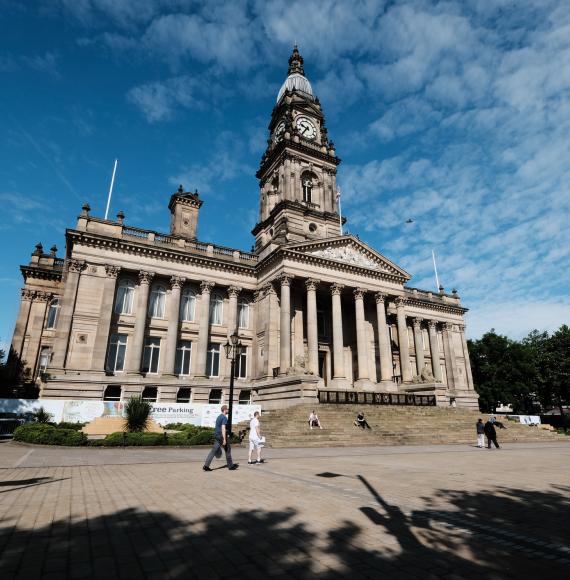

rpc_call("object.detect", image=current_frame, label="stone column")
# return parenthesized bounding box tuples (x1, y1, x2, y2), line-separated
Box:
(279, 274, 293, 374)
(127, 271, 154, 372)
(428, 320, 443, 382)
(331, 283, 345, 379)
(28, 292, 50, 376)
(442, 322, 457, 389)
(353, 288, 369, 381)
(164, 276, 185, 375)
(91, 265, 120, 371)
(413, 318, 425, 375)
(12, 289, 34, 357)
(305, 278, 320, 375)
(51, 259, 85, 368)
(395, 297, 412, 383)
(459, 324, 474, 389)
(196, 281, 215, 376)
(227, 286, 241, 337)
(375, 292, 393, 382)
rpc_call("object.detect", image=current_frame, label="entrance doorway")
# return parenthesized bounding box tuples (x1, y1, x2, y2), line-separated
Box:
(318, 352, 328, 386)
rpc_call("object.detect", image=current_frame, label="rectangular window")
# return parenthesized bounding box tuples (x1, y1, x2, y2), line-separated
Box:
(238, 301, 249, 329)
(175, 340, 192, 376)
(177, 387, 192, 403)
(206, 344, 220, 377)
(236, 348, 247, 379)
(38, 346, 51, 372)
(142, 337, 161, 374)
(106, 333, 127, 373)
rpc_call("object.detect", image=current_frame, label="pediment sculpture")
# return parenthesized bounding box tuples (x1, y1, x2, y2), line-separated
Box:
(309, 245, 382, 270)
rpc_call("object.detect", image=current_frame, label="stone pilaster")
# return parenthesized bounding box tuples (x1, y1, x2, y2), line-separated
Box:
(375, 292, 393, 382)
(278, 274, 293, 374)
(227, 286, 241, 338)
(353, 288, 369, 381)
(330, 283, 345, 379)
(442, 322, 457, 389)
(11, 288, 34, 358)
(28, 291, 51, 377)
(305, 278, 320, 376)
(395, 297, 412, 383)
(127, 271, 154, 373)
(195, 281, 215, 376)
(164, 276, 185, 375)
(51, 259, 85, 368)
(91, 265, 121, 371)
(413, 318, 425, 375)
(427, 320, 443, 382)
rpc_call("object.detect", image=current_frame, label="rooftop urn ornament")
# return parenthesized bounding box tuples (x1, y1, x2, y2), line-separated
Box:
(452, 288, 458, 296)
(439, 285, 445, 294)
(49, 245, 57, 256)
(81, 202, 91, 217)
(116, 210, 125, 224)
(33, 242, 43, 256)
(178, 184, 184, 193)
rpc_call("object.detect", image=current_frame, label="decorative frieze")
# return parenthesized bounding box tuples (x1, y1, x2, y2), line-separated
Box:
(310, 245, 381, 270)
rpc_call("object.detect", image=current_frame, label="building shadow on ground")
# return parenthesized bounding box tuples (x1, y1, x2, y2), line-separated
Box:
(0, 483, 568, 578)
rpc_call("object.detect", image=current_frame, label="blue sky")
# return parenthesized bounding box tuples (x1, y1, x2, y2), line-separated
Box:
(1, 0, 569, 351)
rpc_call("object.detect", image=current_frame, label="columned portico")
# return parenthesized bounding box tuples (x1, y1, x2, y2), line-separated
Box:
(428, 320, 443, 382)
(375, 292, 393, 383)
(413, 317, 425, 375)
(353, 288, 370, 383)
(164, 275, 184, 375)
(127, 270, 154, 373)
(396, 297, 412, 383)
(195, 281, 214, 377)
(279, 274, 293, 374)
(305, 278, 319, 376)
(330, 283, 345, 381)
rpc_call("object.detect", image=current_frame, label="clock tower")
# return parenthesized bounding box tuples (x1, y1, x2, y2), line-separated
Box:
(252, 46, 343, 258)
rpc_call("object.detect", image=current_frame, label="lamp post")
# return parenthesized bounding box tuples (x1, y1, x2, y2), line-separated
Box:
(224, 331, 243, 436)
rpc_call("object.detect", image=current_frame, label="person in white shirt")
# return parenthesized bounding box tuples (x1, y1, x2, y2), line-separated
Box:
(248, 411, 263, 465)
(309, 410, 323, 430)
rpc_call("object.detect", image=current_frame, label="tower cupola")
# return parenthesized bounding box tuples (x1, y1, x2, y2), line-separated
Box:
(168, 185, 203, 239)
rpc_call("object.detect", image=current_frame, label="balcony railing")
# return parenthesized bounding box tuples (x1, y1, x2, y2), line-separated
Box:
(318, 390, 436, 406)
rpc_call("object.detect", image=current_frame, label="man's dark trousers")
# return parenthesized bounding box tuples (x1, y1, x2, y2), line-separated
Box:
(487, 437, 500, 449)
(204, 438, 234, 467)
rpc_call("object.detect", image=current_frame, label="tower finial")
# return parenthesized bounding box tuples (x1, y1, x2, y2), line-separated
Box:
(288, 44, 304, 76)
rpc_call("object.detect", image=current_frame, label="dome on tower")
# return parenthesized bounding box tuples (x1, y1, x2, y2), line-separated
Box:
(276, 45, 314, 103)
(277, 73, 314, 103)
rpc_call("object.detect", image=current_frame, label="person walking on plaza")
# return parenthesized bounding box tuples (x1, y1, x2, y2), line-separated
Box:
(476, 418, 485, 448)
(248, 411, 264, 465)
(484, 417, 500, 449)
(203, 405, 239, 471)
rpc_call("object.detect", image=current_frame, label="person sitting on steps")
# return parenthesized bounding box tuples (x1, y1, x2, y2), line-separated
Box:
(308, 410, 323, 430)
(354, 411, 371, 429)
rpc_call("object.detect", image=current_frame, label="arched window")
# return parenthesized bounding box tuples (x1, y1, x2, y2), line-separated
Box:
(209, 293, 223, 325)
(180, 289, 196, 322)
(114, 280, 135, 315)
(237, 298, 249, 329)
(302, 176, 313, 203)
(148, 285, 166, 318)
(46, 299, 60, 329)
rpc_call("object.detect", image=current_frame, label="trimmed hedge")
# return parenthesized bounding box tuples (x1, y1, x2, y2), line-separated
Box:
(13, 423, 87, 446)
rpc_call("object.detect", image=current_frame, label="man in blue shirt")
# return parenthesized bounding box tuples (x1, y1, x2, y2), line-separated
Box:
(203, 405, 239, 471)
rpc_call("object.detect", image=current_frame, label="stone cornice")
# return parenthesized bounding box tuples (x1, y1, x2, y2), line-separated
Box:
(404, 297, 468, 316)
(20, 265, 63, 283)
(255, 246, 407, 285)
(66, 229, 257, 278)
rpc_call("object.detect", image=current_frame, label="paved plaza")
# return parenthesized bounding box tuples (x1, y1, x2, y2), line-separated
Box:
(0, 440, 569, 579)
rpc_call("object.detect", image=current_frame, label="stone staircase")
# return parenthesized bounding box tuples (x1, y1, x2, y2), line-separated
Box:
(247, 404, 568, 448)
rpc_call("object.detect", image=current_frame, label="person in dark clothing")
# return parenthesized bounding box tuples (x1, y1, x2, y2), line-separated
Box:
(484, 417, 500, 449)
(203, 405, 239, 471)
(476, 418, 485, 448)
(354, 411, 371, 429)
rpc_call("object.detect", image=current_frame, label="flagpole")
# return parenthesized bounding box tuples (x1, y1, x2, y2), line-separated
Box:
(432, 249, 440, 291)
(104, 159, 118, 220)
(337, 189, 343, 235)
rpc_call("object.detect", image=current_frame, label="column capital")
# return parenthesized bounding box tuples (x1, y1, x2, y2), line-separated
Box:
(21, 288, 35, 301)
(277, 273, 294, 287)
(104, 265, 121, 278)
(263, 283, 277, 297)
(413, 317, 423, 329)
(200, 281, 215, 294)
(427, 319, 439, 330)
(330, 283, 344, 296)
(458, 323, 466, 332)
(374, 292, 388, 304)
(34, 291, 52, 302)
(395, 296, 407, 308)
(353, 288, 367, 300)
(170, 275, 185, 290)
(227, 285, 242, 298)
(305, 278, 320, 291)
(68, 259, 86, 273)
(138, 271, 155, 285)
(442, 322, 454, 331)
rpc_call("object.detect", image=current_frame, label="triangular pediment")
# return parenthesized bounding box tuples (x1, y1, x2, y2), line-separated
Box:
(284, 236, 410, 280)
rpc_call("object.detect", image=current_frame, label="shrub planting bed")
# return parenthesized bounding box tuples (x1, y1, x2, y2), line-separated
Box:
(13, 423, 87, 446)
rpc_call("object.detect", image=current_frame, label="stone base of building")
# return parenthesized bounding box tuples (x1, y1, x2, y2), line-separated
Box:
(401, 383, 480, 409)
(252, 374, 321, 409)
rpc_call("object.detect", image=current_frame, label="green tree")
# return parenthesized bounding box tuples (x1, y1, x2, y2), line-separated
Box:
(0, 347, 34, 398)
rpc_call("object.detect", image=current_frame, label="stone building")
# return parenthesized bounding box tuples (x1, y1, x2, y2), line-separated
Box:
(10, 47, 477, 409)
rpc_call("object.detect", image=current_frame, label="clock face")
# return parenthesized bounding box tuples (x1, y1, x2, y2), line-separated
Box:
(273, 121, 286, 142)
(295, 116, 317, 140)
